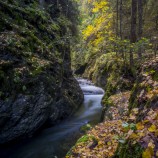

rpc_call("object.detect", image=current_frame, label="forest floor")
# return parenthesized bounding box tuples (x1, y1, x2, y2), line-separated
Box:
(67, 57, 158, 158)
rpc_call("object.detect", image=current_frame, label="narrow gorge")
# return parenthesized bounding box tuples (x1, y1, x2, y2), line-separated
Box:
(1, 0, 158, 158)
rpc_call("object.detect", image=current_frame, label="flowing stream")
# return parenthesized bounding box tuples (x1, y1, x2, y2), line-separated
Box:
(0, 79, 104, 158)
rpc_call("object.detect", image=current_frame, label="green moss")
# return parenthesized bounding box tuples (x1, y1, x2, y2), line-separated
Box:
(0, 0, 73, 100)
(129, 82, 140, 110)
(152, 72, 158, 81)
(0, 70, 5, 80)
(146, 85, 152, 92)
(144, 68, 158, 81)
(66, 134, 97, 156)
(80, 124, 92, 133)
(30, 67, 43, 77)
(76, 135, 96, 144)
(115, 141, 143, 158)
(66, 149, 74, 157)
(76, 135, 90, 144)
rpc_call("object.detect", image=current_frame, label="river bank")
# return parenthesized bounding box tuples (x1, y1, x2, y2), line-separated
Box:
(0, 79, 104, 158)
(67, 57, 158, 158)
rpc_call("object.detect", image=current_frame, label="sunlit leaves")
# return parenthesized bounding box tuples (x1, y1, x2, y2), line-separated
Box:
(136, 122, 144, 130)
(92, 1, 108, 13)
(82, 25, 94, 39)
(142, 148, 152, 158)
(67, 120, 123, 158)
(148, 125, 156, 132)
(81, 0, 113, 50)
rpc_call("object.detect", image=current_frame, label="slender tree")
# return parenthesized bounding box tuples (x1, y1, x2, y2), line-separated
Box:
(138, 0, 143, 59)
(130, 0, 137, 66)
(116, 0, 119, 37)
(119, 0, 123, 39)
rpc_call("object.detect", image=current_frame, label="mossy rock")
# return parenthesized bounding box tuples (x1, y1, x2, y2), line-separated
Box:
(80, 123, 92, 133)
(77, 135, 91, 144)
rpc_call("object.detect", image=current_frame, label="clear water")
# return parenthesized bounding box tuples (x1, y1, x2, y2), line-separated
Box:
(0, 79, 104, 158)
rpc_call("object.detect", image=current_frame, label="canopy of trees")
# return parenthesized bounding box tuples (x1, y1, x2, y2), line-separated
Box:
(72, 0, 158, 68)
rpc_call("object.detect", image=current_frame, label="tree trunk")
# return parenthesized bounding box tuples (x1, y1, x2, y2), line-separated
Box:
(116, 0, 119, 37)
(138, 0, 143, 59)
(120, 0, 125, 59)
(120, 0, 123, 39)
(115, 0, 119, 56)
(130, 0, 137, 66)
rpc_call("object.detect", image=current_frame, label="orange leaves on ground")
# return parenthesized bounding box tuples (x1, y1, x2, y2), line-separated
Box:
(128, 108, 158, 158)
(68, 120, 123, 158)
(136, 122, 145, 130)
(148, 124, 157, 132)
(142, 147, 153, 158)
(67, 91, 158, 158)
(142, 141, 155, 158)
(67, 92, 131, 158)
(129, 133, 138, 139)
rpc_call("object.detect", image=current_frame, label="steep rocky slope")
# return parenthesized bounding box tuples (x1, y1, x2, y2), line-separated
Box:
(129, 58, 158, 111)
(0, 0, 83, 144)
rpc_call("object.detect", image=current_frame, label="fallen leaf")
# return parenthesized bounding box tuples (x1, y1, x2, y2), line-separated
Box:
(142, 148, 152, 158)
(129, 133, 138, 139)
(136, 122, 144, 130)
(148, 125, 156, 132)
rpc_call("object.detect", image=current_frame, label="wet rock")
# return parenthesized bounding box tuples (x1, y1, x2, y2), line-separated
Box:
(74, 63, 87, 75)
(0, 0, 84, 144)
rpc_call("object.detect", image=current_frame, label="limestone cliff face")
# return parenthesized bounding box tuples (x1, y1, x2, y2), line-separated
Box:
(0, 0, 83, 144)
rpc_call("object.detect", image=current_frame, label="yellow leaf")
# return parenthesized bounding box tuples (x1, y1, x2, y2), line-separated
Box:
(107, 141, 111, 146)
(136, 122, 144, 130)
(142, 148, 152, 158)
(143, 120, 149, 124)
(148, 125, 157, 132)
(129, 133, 138, 139)
(156, 151, 158, 157)
(98, 141, 103, 145)
(137, 132, 145, 138)
(108, 151, 114, 156)
(101, 133, 106, 137)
